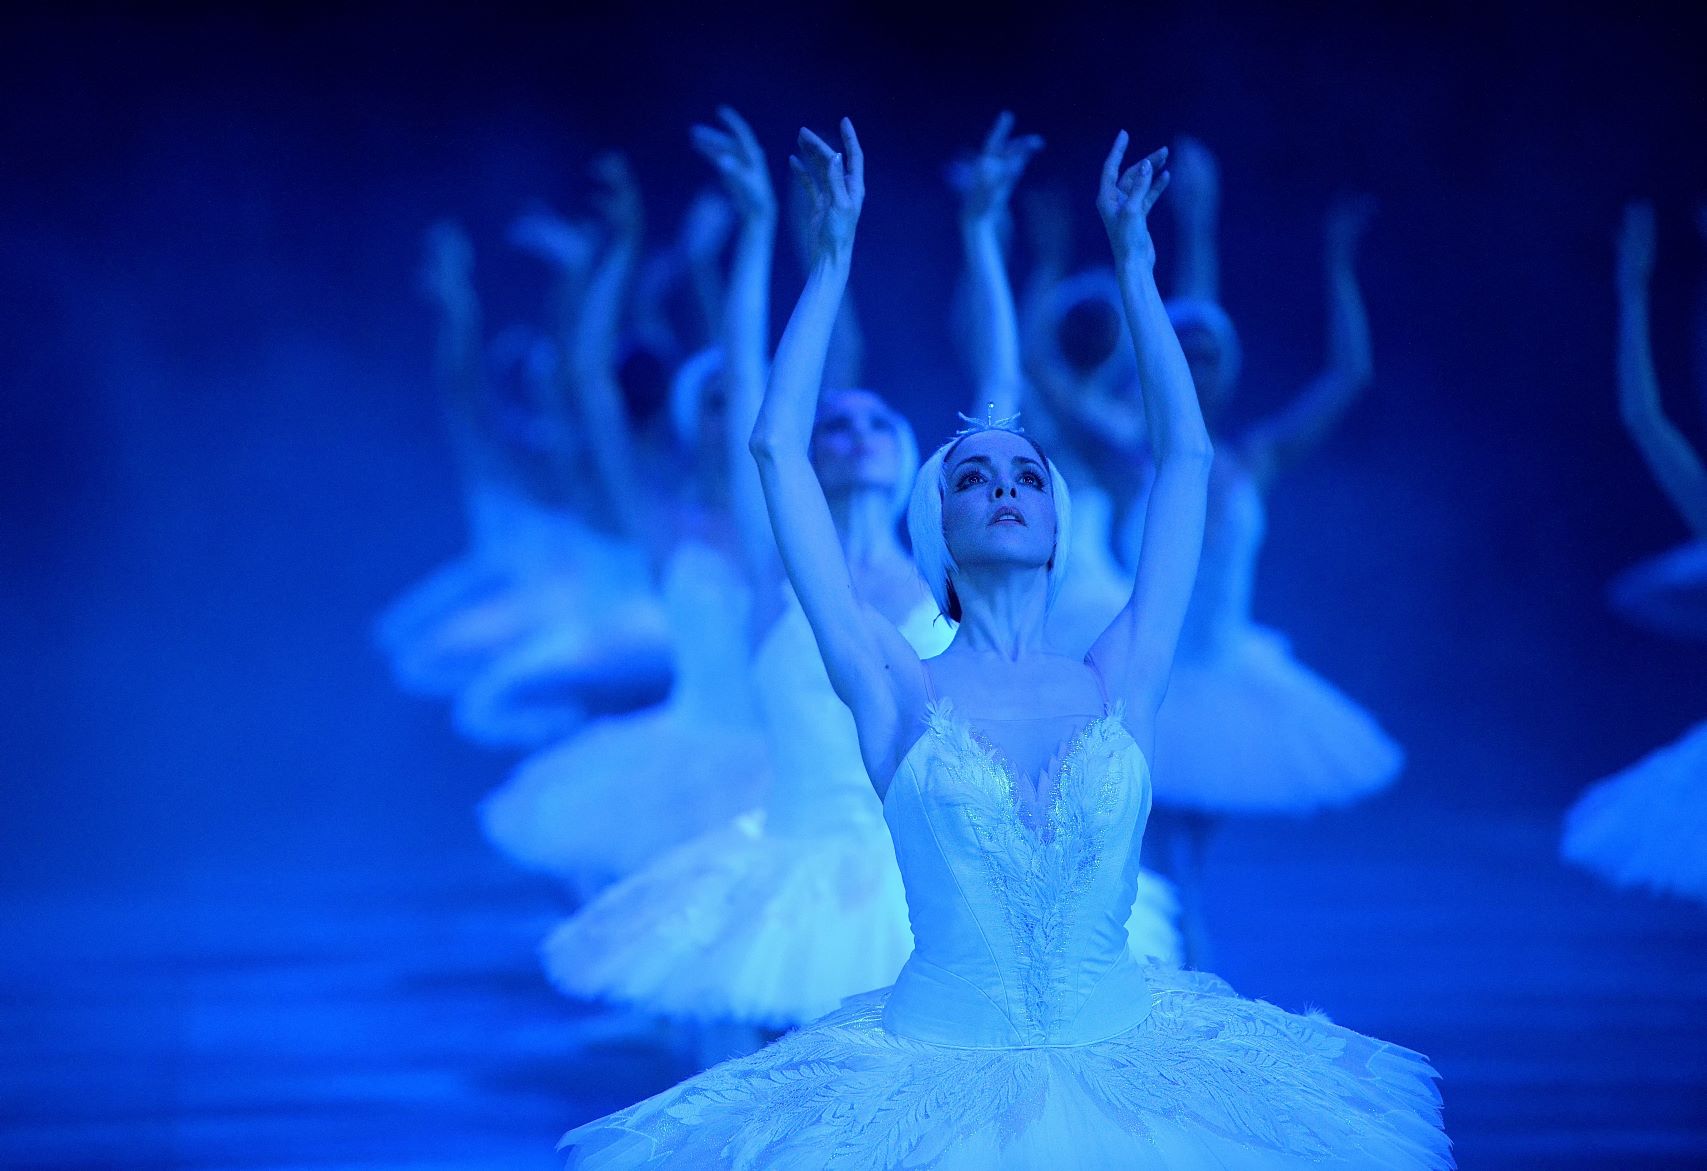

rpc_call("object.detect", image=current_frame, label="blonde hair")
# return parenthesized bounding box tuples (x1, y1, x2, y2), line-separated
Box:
(907, 430, 1073, 622)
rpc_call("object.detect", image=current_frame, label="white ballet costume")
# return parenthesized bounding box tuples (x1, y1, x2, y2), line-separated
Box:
(559, 683, 1451, 1169)
(1563, 543, 1706, 904)
(376, 479, 587, 698)
(543, 588, 1184, 1027)
(449, 511, 671, 750)
(540, 598, 951, 1028)
(1562, 719, 1707, 904)
(479, 542, 771, 894)
(1150, 458, 1404, 814)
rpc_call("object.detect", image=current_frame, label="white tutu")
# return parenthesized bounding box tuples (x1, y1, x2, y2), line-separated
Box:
(543, 809, 911, 1028)
(1562, 718, 1707, 904)
(450, 519, 671, 749)
(1153, 624, 1403, 814)
(1607, 539, 1707, 643)
(561, 966, 1449, 1171)
(481, 544, 769, 891)
(375, 483, 584, 698)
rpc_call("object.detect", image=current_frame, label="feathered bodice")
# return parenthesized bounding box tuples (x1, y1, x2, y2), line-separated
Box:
(882, 701, 1155, 1048)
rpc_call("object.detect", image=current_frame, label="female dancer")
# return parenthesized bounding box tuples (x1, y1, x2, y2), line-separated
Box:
(1562, 201, 1707, 904)
(559, 119, 1449, 1171)
(479, 123, 778, 894)
(539, 111, 952, 1036)
(376, 219, 668, 720)
(1042, 136, 1402, 964)
(542, 114, 1180, 1044)
(453, 156, 725, 749)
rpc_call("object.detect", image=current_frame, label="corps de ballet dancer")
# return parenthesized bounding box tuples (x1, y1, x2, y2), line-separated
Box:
(1562, 200, 1707, 905)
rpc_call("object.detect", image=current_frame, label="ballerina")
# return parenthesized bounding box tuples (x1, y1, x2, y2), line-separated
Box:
(950, 111, 1182, 958)
(453, 156, 727, 750)
(1562, 200, 1707, 905)
(479, 121, 780, 896)
(559, 118, 1449, 1171)
(539, 110, 951, 1039)
(376, 220, 667, 719)
(1116, 138, 1400, 964)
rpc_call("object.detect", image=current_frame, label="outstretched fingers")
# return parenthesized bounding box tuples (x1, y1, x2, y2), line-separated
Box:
(1099, 130, 1130, 203)
(840, 118, 864, 201)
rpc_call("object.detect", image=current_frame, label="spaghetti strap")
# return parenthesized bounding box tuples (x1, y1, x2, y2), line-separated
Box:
(1083, 652, 1112, 716)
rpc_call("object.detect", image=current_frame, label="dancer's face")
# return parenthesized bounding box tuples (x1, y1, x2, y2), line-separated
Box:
(811, 390, 904, 499)
(940, 430, 1057, 578)
(1178, 324, 1232, 416)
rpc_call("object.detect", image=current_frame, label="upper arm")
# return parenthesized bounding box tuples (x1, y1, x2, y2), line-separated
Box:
(1089, 448, 1212, 719)
(751, 439, 922, 778)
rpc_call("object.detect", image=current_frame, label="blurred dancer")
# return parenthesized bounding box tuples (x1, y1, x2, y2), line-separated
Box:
(375, 220, 668, 728)
(479, 128, 777, 896)
(560, 119, 1449, 1171)
(1563, 201, 1707, 905)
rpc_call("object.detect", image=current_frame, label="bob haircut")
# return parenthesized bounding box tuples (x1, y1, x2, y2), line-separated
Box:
(907, 428, 1073, 623)
(812, 389, 920, 524)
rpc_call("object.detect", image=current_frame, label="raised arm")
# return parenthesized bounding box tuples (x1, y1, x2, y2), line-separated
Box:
(952, 112, 1043, 420)
(1616, 201, 1707, 537)
(1167, 135, 1220, 303)
(570, 154, 655, 548)
(1242, 194, 1376, 487)
(750, 119, 921, 790)
(419, 221, 496, 477)
(788, 172, 866, 388)
(692, 106, 782, 595)
(1088, 135, 1215, 723)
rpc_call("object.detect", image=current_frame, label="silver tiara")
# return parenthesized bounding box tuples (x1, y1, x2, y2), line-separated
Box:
(955, 403, 1025, 436)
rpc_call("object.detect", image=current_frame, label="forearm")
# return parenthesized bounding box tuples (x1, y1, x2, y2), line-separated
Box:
(1618, 299, 1707, 535)
(960, 216, 1024, 417)
(725, 213, 781, 575)
(1171, 204, 1218, 303)
(1323, 246, 1373, 388)
(573, 236, 650, 539)
(752, 250, 852, 457)
(1117, 257, 1212, 463)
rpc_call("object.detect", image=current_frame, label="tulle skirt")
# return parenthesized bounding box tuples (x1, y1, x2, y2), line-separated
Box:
(1607, 540, 1707, 642)
(480, 706, 771, 894)
(1562, 718, 1707, 904)
(560, 965, 1451, 1170)
(541, 811, 912, 1029)
(1153, 625, 1404, 814)
(374, 555, 540, 698)
(453, 602, 673, 749)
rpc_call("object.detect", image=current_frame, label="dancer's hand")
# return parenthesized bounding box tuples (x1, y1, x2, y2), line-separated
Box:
(591, 152, 644, 240)
(680, 189, 736, 263)
(950, 111, 1043, 225)
(692, 106, 776, 224)
(789, 118, 864, 264)
(508, 208, 599, 272)
(1096, 133, 1170, 269)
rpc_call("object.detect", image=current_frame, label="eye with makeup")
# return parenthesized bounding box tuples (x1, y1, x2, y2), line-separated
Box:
(1018, 468, 1046, 490)
(953, 468, 987, 491)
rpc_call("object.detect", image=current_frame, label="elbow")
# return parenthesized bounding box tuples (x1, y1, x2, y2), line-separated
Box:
(748, 425, 785, 468)
(1159, 426, 1215, 469)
